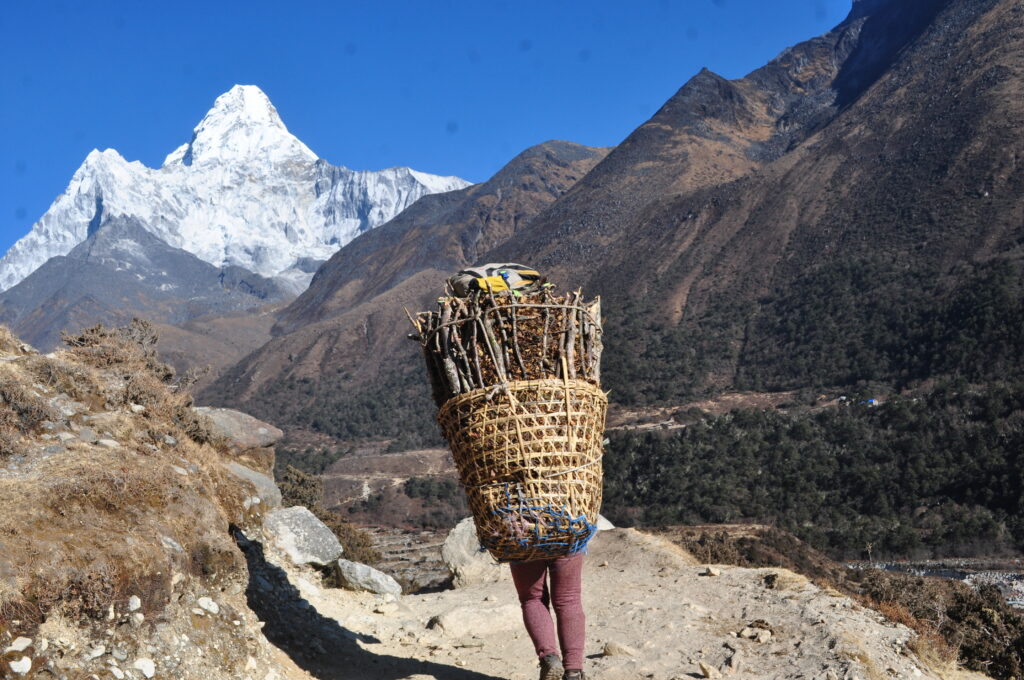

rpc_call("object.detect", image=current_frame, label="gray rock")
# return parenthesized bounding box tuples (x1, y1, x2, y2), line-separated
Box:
(97, 439, 121, 449)
(597, 514, 615, 531)
(197, 596, 219, 614)
(78, 427, 98, 444)
(263, 506, 343, 566)
(5, 637, 32, 653)
(441, 517, 503, 588)
(163, 434, 178, 446)
(699, 660, 722, 679)
(193, 407, 283, 451)
(133, 658, 156, 678)
(48, 394, 82, 418)
(335, 559, 402, 596)
(9, 656, 31, 674)
(224, 462, 282, 508)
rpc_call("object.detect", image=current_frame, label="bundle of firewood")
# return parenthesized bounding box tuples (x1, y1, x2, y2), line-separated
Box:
(410, 286, 603, 406)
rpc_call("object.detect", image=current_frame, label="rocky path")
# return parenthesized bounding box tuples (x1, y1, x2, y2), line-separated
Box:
(254, 529, 988, 680)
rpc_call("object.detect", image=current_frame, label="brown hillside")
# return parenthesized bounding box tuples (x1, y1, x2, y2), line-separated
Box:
(202, 142, 607, 434)
(206, 0, 1024, 442)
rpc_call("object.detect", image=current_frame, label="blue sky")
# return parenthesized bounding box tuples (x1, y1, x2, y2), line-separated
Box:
(0, 0, 851, 257)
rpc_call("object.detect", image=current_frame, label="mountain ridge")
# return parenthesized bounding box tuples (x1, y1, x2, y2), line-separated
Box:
(203, 0, 1024, 447)
(0, 84, 470, 293)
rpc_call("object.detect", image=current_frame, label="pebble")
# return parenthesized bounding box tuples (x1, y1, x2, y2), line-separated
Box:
(56, 432, 76, 442)
(110, 667, 126, 679)
(129, 595, 142, 611)
(133, 657, 156, 678)
(198, 597, 220, 614)
(129, 403, 146, 414)
(84, 644, 106, 660)
(703, 566, 721, 577)
(132, 612, 145, 627)
(163, 435, 178, 446)
(171, 465, 188, 475)
(5, 637, 32, 653)
(97, 439, 121, 449)
(9, 656, 32, 674)
(603, 641, 637, 657)
(699, 660, 721, 678)
(112, 646, 128, 661)
(79, 427, 99, 443)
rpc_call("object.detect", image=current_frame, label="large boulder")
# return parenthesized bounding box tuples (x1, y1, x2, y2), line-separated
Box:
(441, 517, 503, 587)
(194, 407, 282, 448)
(224, 462, 282, 509)
(334, 559, 402, 596)
(263, 506, 343, 566)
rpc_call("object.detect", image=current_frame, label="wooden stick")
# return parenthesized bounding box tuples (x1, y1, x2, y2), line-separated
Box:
(508, 299, 528, 379)
(564, 297, 577, 380)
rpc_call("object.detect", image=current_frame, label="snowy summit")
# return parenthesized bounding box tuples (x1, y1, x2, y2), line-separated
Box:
(0, 85, 471, 293)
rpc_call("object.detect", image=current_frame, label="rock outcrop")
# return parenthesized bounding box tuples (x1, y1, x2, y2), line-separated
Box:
(263, 506, 344, 567)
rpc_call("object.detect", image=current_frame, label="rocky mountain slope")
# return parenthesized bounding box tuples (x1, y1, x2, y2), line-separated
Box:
(495, 0, 1023, 403)
(204, 0, 1024, 448)
(0, 216, 293, 349)
(0, 85, 469, 294)
(0, 323, 311, 680)
(202, 141, 607, 444)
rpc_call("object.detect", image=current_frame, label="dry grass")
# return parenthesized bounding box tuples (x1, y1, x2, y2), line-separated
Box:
(0, 321, 253, 633)
(0, 326, 23, 355)
(23, 354, 103, 405)
(0, 365, 57, 432)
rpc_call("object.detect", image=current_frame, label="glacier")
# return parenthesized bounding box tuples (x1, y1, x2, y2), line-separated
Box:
(0, 85, 471, 293)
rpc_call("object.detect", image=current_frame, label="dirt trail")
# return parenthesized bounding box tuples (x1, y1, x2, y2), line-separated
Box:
(259, 529, 989, 680)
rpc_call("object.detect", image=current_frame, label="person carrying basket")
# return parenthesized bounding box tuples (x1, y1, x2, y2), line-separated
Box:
(412, 264, 606, 680)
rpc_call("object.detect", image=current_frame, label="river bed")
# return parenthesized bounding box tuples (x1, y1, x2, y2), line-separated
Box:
(847, 558, 1024, 608)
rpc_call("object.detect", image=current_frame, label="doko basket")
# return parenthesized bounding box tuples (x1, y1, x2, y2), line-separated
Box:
(437, 377, 608, 562)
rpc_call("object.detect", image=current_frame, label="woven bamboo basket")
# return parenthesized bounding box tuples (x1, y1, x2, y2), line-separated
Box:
(437, 377, 608, 562)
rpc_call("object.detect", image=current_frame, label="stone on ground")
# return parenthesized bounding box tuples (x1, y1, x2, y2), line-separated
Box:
(263, 506, 343, 566)
(335, 559, 402, 596)
(441, 517, 503, 587)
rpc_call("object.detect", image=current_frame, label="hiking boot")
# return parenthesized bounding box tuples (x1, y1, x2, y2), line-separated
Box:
(563, 670, 586, 680)
(539, 654, 563, 680)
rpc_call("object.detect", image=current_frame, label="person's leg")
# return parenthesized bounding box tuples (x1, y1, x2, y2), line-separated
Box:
(548, 552, 586, 671)
(510, 560, 559, 661)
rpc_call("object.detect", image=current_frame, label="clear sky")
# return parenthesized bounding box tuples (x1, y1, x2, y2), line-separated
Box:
(0, 0, 851, 257)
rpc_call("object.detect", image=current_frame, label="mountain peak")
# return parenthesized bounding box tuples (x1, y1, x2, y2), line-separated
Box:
(207, 85, 284, 129)
(162, 84, 316, 168)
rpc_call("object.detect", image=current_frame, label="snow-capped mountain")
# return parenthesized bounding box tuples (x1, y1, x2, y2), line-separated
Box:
(0, 85, 470, 293)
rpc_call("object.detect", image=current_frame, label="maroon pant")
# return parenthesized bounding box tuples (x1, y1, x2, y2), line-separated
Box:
(509, 552, 586, 670)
